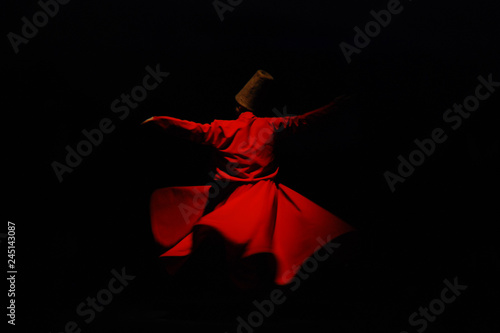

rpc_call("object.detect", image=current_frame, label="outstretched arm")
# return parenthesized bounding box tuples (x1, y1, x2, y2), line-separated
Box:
(270, 94, 352, 133)
(141, 116, 211, 144)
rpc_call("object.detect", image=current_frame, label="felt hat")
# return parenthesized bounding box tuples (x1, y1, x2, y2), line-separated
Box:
(235, 70, 274, 111)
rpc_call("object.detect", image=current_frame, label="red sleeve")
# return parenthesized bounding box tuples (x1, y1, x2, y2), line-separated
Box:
(269, 100, 338, 134)
(151, 116, 212, 144)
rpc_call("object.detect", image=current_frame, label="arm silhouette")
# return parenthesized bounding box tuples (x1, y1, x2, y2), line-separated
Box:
(142, 116, 211, 144)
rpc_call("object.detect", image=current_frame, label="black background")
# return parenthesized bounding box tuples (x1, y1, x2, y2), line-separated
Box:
(3, 0, 499, 332)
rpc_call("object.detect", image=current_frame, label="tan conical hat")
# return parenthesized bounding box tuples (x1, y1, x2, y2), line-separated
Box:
(235, 70, 274, 111)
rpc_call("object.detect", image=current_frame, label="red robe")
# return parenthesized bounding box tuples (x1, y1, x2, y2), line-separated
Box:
(149, 103, 354, 285)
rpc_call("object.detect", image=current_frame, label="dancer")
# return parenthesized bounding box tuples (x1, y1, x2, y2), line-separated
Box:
(142, 70, 354, 288)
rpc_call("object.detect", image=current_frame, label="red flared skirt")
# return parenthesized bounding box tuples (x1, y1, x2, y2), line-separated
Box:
(150, 179, 353, 285)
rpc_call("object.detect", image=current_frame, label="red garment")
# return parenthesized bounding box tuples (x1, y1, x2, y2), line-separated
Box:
(149, 103, 354, 285)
